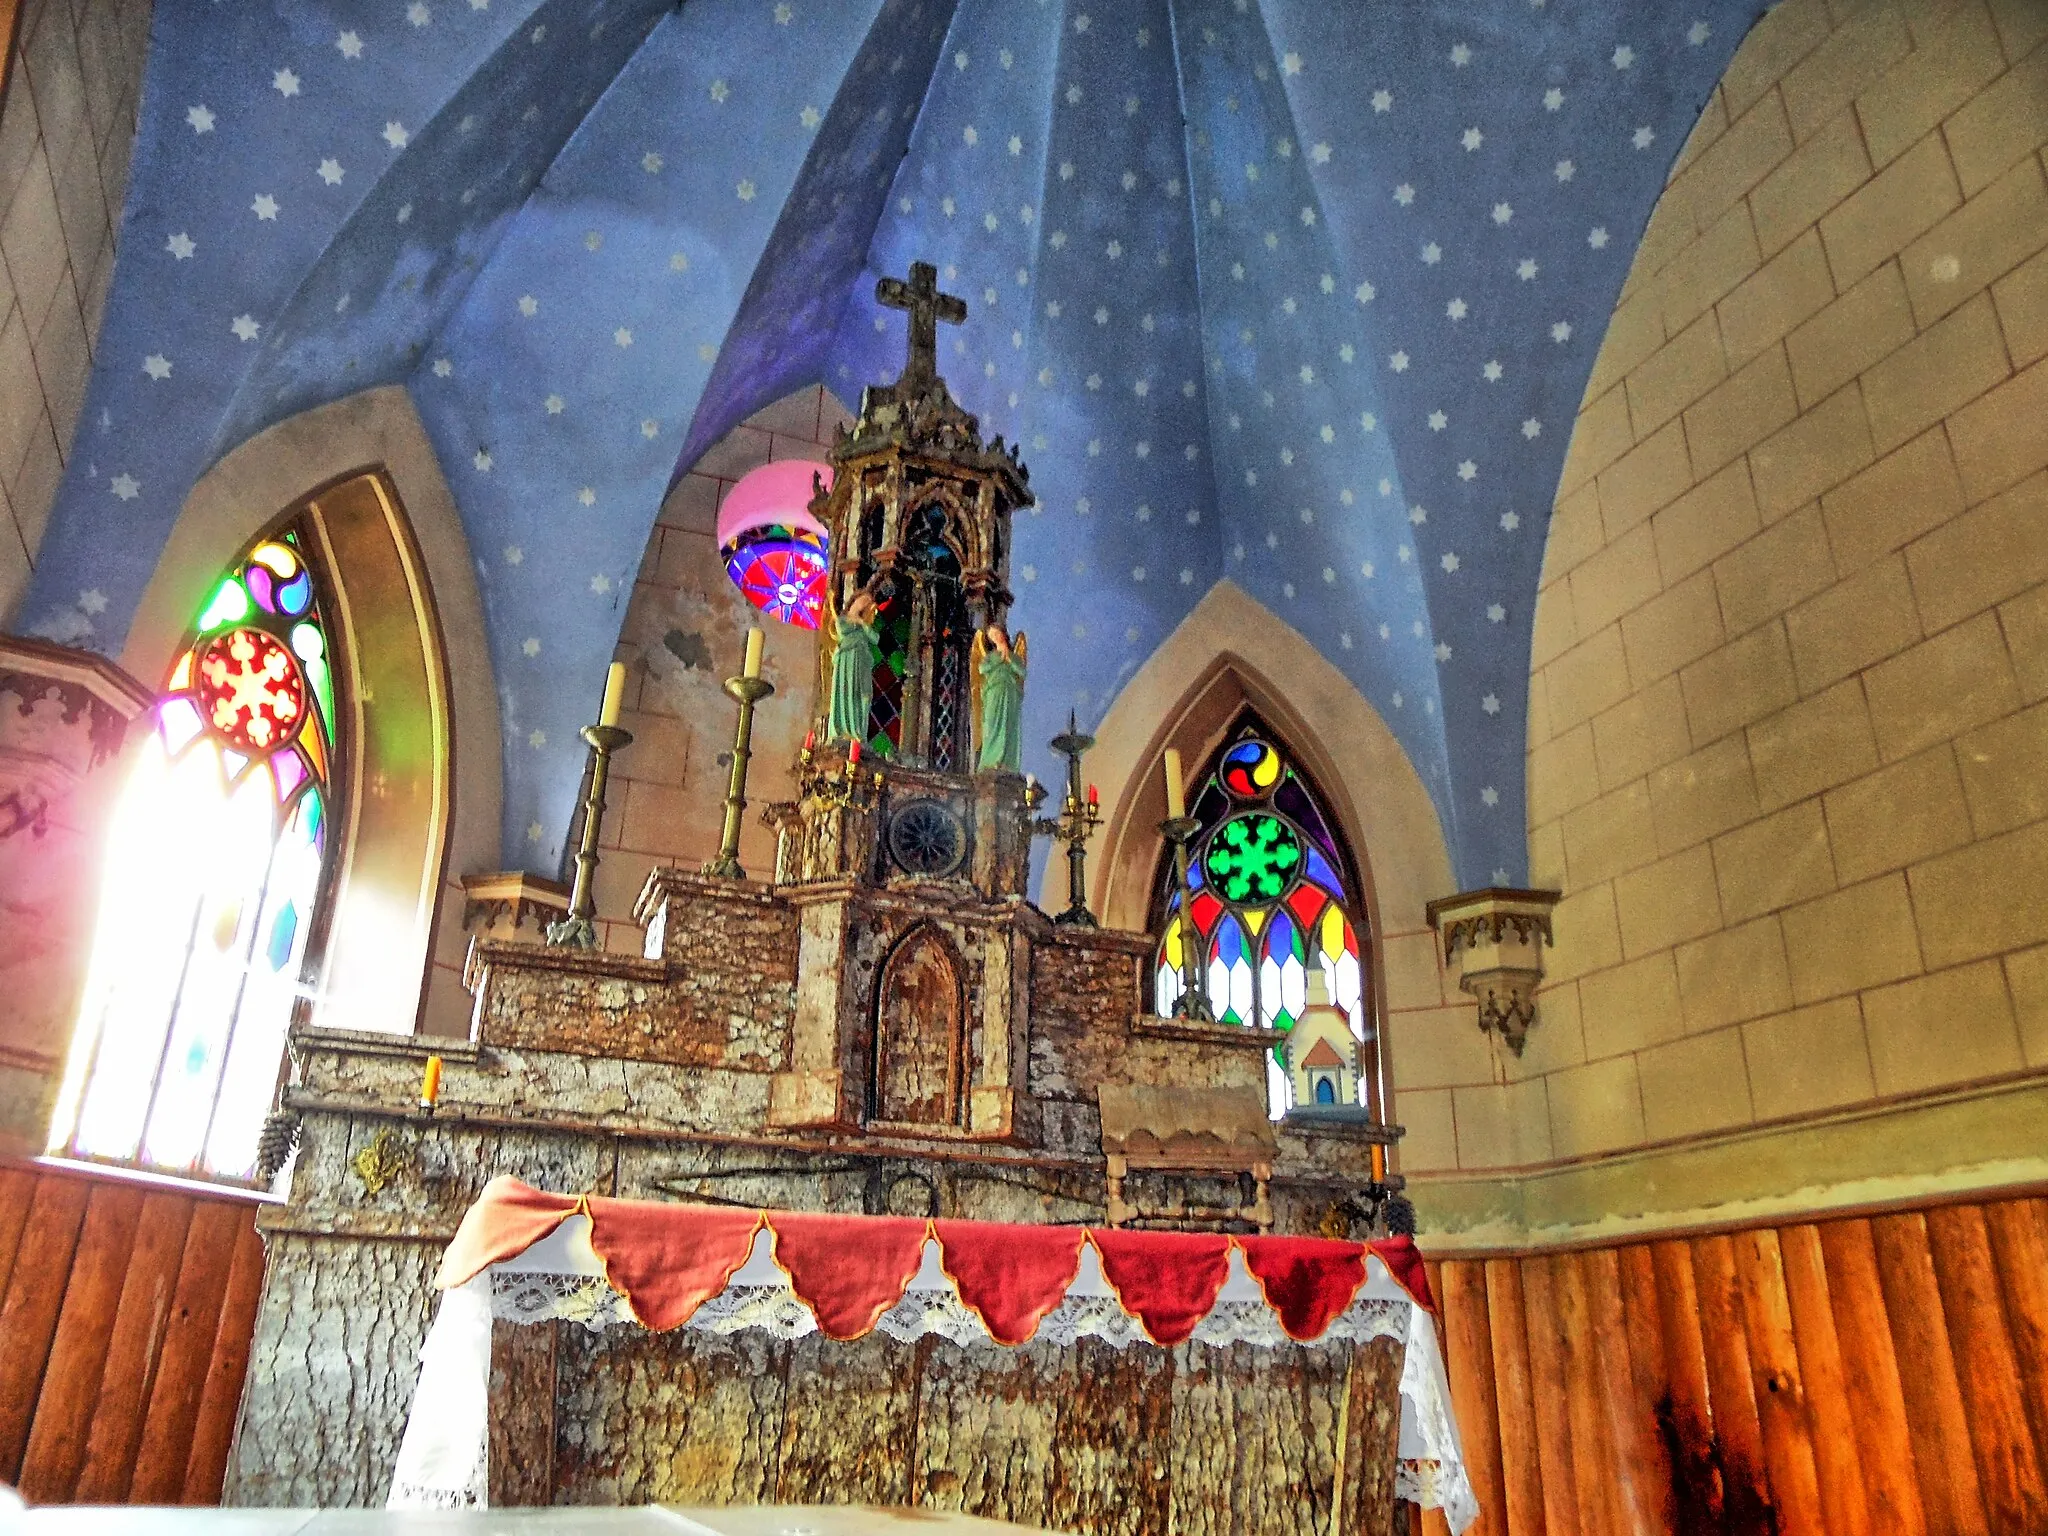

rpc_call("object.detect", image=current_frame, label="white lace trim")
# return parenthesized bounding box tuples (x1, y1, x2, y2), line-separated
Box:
(392, 1230, 1479, 1532)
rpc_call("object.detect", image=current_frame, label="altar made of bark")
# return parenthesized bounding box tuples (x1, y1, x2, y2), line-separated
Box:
(223, 265, 1405, 1525)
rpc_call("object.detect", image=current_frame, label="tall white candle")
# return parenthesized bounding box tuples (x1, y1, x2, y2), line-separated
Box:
(598, 662, 626, 727)
(742, 627, 765, 680)
(1164, 748, 1185, 819)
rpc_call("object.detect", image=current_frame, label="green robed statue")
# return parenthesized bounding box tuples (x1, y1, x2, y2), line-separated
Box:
(827, 590, 881, 745)
(971, 623, 1028, 773)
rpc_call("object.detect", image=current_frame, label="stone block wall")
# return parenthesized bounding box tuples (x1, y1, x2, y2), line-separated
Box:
(1510, 0, 2048, 1178)
(588, 385, 851, 954)
(0, 0, 152, 621)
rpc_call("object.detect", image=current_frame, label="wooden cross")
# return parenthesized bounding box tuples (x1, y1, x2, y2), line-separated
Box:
(876, 261, 966, 387)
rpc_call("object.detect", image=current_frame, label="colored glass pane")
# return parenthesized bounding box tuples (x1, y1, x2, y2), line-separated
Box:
(1188, 889, 1223, 937)
(51, 521, 339, 1186)
(1286, 881, 1325, 934)
(1304, 843, 1342, 894)
(724, 526, 828, 629)
(1203, 813, 1302, 901)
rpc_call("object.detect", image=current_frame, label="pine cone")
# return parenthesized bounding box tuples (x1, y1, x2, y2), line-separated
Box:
(254, 1110, 301, 1182)
(1382, 1193, 1417, 1237)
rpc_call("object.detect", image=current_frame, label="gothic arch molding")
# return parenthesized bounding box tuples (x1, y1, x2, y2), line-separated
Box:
(869, 922, 965, 1129)
(124, 386, 499, 1037)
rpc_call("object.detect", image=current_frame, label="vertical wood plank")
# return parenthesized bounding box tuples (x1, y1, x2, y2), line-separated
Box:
(127, 1200, 245, 1502)
(1652, 1239, 1726, 1534)
(179, 1213, 266, 1504)
(1484, 1259, 1545, 1536)
(1519, 1256, 1580, 1536)
(1925, 1205, 2048, 1535)
(0, 1167, 38, 1299)
(1817, 1218, 1929, 1536)
(74, 1193, 196, 1502)
(1732, 1228, 1826, 1534)
(1617, 1244, 1684, 1536)
(1870, 1212, 1990, 1536)
(1589, 1245, 1675, 1536)
(1553, 1255, 1618, 1536)
(1779, 1223, 1873, 1536)
(1983, 1198, 2048, 1478)
(1692, 1234, 1775, 1532)
(15, 1181, 145, 1502)
(0, 1172, 90, 1482)
(1438, 1261, 1506, 1536)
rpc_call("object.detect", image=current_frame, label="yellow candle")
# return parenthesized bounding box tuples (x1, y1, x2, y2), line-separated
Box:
(598, 661, 626, 727)
(420, 1054, 443, 1107)
(1370, 1141, 1387, 1184)
(1163, 748, 1186, 819)
(743, 627, 765, 679)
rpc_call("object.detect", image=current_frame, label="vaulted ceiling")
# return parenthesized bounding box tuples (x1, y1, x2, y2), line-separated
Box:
(16, 0, 1760, 883)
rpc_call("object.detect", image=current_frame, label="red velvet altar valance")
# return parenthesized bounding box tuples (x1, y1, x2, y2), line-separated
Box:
(438, 1177, 1433, 1346)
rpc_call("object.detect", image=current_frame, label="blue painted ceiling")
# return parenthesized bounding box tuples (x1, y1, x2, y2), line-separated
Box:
(16, 0, 1761, 887)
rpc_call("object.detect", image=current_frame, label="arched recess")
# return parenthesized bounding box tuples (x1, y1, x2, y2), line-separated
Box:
(1071, 581, 1458, 1124)
(870, 923, 964, 1129)
(124, 386, 499, 1037)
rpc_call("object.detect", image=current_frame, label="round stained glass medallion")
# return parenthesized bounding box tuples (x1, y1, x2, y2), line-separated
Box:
(1220, 738, 1282, 798)
(887, 798, 967, 879)
(1202, 812, 1302, 902)
(195, 626, 306, 755)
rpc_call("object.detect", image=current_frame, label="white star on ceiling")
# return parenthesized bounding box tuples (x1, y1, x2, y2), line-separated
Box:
(1689, 20, 1712, 44)
(251, 194, 279, 220)
(800, 106, 821, 129)
(1613, 45, 1636, 68)
(545, 394, 564, 414)
(317, 158, 344, 185)
(110, 473, 140, 500)
(614, 327, 633, 346)
(1544, 87, 1564, 110)
(230, 314, 260, 341)
(1500, 511, 1522, 531)
(1517, 259, 1538, 280)
(273, 68, 300, 97)
(142, 354, 171, 380)
(336, 30, 363, 58)
(590, 574, 612, 593)
(186, 105, 214, 132)
(432, 357, 453, 376)
(1461, 127, 1483, 151)
(1371, 89, 1391, 112)
(1589, 227, 1611, 248)
(577, 488, 596, 506)
(642, 151, 664, 173)
(383, 121, 410, 149)
(407, 2, 430, 26)
(1488, 604, 1507, 622)
(1449, 43, 1470, 65)
(165, 232, 195, 259)
(518, 295, 538, 316)
(1632, 125, 1656, 148)
(1521, 418, 1542, 438)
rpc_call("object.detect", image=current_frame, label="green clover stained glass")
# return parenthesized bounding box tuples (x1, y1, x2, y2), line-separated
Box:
(1203, 813, 1302, 902)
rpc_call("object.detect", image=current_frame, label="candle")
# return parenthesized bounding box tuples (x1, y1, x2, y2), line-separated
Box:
(848, 739, 862, 765)
(598, 661, 626, 727)
(742, 627, 765, 679)
(803, 728, 816, 753)
(420, 1054, 443, 1108)
(1163, 748, 1185, 819)
(1087, 783, 1099, 807)
(1370, 1140, 1387, 1184)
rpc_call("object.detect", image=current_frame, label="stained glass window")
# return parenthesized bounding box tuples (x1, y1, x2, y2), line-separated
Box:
(1151, 725, 1373, 1116)
(723, 524, 828, 629)
(48, 529, 339, 1185)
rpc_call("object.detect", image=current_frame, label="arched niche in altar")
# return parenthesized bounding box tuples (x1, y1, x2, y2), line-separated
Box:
(869, 922, 965, 1129)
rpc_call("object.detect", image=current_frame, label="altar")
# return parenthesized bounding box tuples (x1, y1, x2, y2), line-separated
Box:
(387, 1180, 1475, 1533)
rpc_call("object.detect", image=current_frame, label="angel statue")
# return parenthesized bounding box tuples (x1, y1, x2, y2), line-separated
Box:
(971, 623, 1028, 773)
(826, 589, 881, 745)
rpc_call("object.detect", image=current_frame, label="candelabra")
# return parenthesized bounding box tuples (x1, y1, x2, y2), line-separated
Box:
(797, 736, 884, 810)
(1032, 712, 1101, 927)
(1158, 812, 1215, 1020)
(702, 672, 775, 881)
(546, 721, 634, 948)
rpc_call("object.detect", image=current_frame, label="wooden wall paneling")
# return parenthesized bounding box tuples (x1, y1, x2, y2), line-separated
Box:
(1518, 1256, 1581, 1536)
(126, 1200, 246, 1501)
(1615, 1244, 1683, 1536)
(1483, 1259, 1546, 1536)
(15, 1181, 145, 1501)
(0, 1167, 37, 1298)
(1777, 1224, 1873, 1536)
(179, 1213, 267, 1503)
(1690, 1234, 1775, 1532)
(1551, 1255, 1619, 1536)
(1869, 1213, 1990, 1536)
(1816, 1218, 1929, 1536)
(1923, 1206, 2048, 1535)
(1437, 1260, 1507, 1536)
(1732, 1229, 1826, 1533)
(1650, 1239, 1725, 1533)
(0, 1172, 90, 1481)
(1585, 1247, 1672, 1536)
(1982, 1200, 2048, 1478)
(74, 1192, 196, 1501)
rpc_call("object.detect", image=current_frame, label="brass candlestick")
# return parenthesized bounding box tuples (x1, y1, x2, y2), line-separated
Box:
(1033, 712, 1101, 928)
(1159, 813, 1215, 1021)
(702, 674, 775, 880)
(546, 722, 634, 948)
